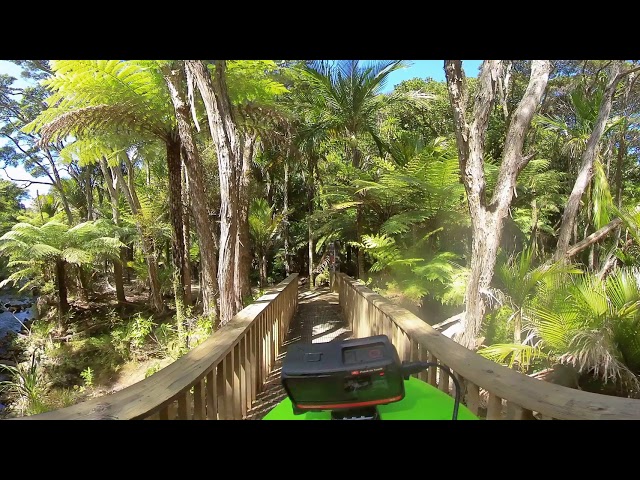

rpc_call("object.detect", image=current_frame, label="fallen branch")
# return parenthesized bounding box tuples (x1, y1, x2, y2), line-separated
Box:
(565, 218, 623, 258)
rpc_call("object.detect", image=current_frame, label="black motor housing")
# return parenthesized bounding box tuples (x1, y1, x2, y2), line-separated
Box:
(281, 335, 405, 414)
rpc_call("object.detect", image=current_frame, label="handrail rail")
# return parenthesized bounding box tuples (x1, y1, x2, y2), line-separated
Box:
(17, 274, 299, 420)
(336, 272, 640, 420)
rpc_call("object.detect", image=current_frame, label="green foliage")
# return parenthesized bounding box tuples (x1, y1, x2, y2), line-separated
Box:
(483, 267, 640, 395)
(0, 218, 125, 292)
(249, 198, 283, 248)
(111, 313, 156, 362)
(0, 352, 49, 416)
(80, 367, 94, 388)
(0, 179, 27, 234)
(25, 60, 172, 142)
(478, 343, 548, 373)
(226, 60, 289, 105)
(45, 334, 122, 386)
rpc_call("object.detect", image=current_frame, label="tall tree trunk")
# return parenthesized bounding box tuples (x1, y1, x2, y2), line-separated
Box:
(162, 62, 220, 321)
(356, 208, 365, 279)
(445, 59, 551, 349)
(166, 131, 187, 318)
(55, 258, 69, 326)
(307, 155, 315, 288)
(77, 265, 91, 302)
(554, 61, 623, 261)
(182, 163, 192, 306)
(111, 159, 164, 313)
(235, 132, 254, 310)
(44, 148, 74, 225)
(98, 157, 126, 304)
(184, 60, 241, 326)
(84, 167, 94, 221)
(615, 121, 626, 208)
(352, 146, 365, 279)
(283, 150, 291, 277)
(260, 251, 267, 288)
(514, 310, 522, 344)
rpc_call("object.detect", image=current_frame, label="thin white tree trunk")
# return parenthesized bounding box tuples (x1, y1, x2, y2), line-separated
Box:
(185, 60, 241, 326)
(445, 60, 551, 349)
(554, 61, 624, 261)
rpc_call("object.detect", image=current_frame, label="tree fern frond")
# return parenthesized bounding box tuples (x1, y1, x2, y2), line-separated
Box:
(33, 104, 161, 145)
(62, 247, 93, 265)
(380, 210, 432, 235)
(30, 243, 62, 259)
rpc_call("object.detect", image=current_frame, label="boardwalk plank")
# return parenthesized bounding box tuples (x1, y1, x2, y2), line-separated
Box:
(245, 286, 352, 420)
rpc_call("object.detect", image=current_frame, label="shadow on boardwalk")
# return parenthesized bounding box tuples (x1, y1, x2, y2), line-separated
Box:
(244, 285, 352, 420)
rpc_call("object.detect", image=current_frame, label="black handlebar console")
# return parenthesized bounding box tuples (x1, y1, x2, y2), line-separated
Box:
(281, 335, 405, 416)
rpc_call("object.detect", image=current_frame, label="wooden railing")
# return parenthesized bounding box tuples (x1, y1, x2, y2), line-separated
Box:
(336, 273, 640, 420)
(20, 274, 299, 420)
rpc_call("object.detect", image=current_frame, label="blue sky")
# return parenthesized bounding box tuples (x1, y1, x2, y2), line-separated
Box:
(383, 60, 483, 92)
(0, 59, 483, 205)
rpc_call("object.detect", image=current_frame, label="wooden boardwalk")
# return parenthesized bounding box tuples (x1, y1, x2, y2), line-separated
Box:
(244, 286, 352, 420)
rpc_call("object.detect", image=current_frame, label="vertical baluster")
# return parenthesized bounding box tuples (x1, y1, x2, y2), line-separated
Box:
(401, 332, 411, 363)
(273, 296, 279, 360)
(194, 378, 205, 420)
(438, 365, 450, 395)
(242, 335, 251, 414)
(226, 352, 235, 419)
(177, 390, 189, 420)
(167, 401, 178, 420)
(257, 314, 264, 392)
(233, 343, 242, 419)
(417, 344, 429, 382)
(159, 405, 170, 420)
(270, 307, 276, 368)
(393, 324, 401, 358)
(487, 393, 503, 420)
(249, 327, 257, 403)
(427, 352, 438, 386)
(465, 381, 480, 417)
(206, 368, 217, 420)
(410, 340, 419, 362)
(217, 359, 227, 420)
(506, 401, 534, 420)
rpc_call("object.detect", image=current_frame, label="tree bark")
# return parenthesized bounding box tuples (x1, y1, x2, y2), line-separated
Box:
(283, 149, 291, 277)
(166, 131, 187, 316)
(307, 155, 315, 288)
(111, 157, 164, 313)
(98, 157, 126, 304)
(554, 61, 622, 261)
(235, 131, 254, 310)
(181, 163, 192, 306)
(184, 60, 241, 326)
(84, 167, 94, 221)
(260, 251, 267, 288)
(43, 148, 74, 225)
(445, 59, 551, 350)
(565, 218, 623, 259)
(353, 146, 365, 279)
(55, 258, 69, 325)
(162, 62, 219, 321)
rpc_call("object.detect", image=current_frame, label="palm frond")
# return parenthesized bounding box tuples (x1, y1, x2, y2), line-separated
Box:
(478, 343, 547, 372)
(561, 327, 638, 388)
